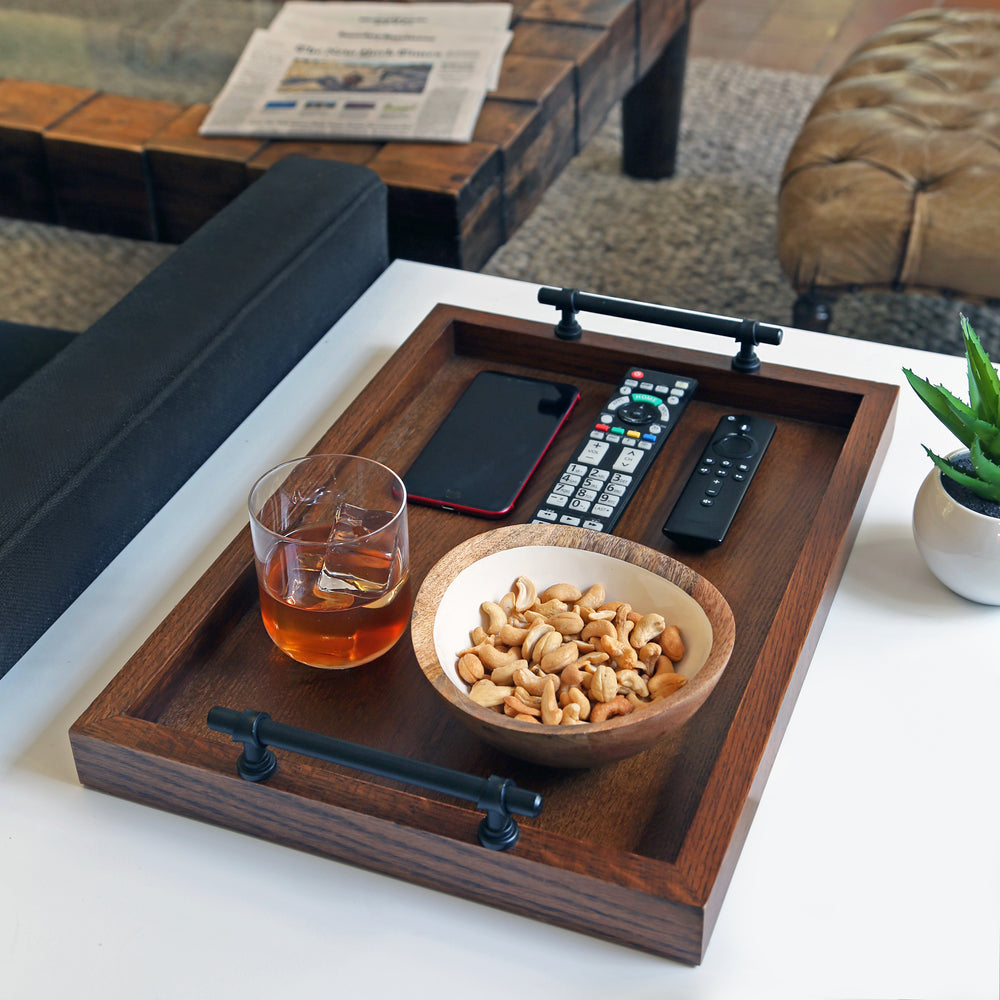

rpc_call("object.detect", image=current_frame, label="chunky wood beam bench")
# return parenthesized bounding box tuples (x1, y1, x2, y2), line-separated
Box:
(0, 0, 700, 270)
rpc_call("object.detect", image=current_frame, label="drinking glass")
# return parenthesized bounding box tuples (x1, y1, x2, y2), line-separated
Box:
(248, 454, 411, 668)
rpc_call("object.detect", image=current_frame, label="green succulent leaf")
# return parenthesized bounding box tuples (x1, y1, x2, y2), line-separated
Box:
(903, 368, 979, 446)
(961, 315, 1000, 425)
(926, 447, 1000, 503)
(970, 438, 1000, 487)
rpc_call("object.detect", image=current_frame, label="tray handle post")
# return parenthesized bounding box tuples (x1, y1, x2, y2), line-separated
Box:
(207, 707, 543, 851)
(537, 286, 783, 371)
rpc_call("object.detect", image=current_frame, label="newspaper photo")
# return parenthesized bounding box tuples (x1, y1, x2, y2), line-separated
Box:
(199, 3, 512, 143)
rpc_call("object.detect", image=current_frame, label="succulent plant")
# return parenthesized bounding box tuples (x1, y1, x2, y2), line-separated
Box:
(903, 315, 1000, 506)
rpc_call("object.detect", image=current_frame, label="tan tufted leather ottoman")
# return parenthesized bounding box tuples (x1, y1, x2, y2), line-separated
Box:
(777, 9, 1000, 332)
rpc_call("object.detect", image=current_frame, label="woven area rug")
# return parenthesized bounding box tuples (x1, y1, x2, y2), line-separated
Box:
(485, 57, 1000, 359)
(3, 56, 999, 356)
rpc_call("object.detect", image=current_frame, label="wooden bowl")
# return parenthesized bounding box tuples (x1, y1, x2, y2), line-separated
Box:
(410, 523, 735, 768)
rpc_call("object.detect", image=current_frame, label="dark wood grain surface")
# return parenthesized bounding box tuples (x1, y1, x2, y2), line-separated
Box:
(70, 305, 897, 964)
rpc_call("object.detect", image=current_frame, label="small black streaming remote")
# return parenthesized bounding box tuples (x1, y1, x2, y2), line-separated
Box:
(662, 414, 776, 549)
(528, 366, 697, 533)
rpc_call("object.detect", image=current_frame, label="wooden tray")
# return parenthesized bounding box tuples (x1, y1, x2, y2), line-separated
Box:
(70, 305, 898, 964)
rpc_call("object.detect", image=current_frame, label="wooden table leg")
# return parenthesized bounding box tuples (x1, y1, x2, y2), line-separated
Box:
(622, 16, 690, 179)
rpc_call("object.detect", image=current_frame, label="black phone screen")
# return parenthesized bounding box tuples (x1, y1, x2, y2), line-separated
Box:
(404, 370, 579, 517)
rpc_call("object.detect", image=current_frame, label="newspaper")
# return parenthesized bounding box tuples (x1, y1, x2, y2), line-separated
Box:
(199, 3, 512, 143)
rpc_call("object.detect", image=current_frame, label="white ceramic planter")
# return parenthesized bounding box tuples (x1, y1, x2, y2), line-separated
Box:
(912, 451, 1000, 605)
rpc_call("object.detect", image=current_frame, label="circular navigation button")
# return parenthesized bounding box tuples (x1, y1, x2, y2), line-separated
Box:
(713, 433, 757, 459)
(618, 400, 659, 425)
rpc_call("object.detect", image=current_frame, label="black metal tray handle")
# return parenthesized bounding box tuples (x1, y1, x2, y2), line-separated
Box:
(207, 707, 543, 851)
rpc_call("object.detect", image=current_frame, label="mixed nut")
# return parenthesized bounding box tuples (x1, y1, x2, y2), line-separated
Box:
(455, 576, 687, 726)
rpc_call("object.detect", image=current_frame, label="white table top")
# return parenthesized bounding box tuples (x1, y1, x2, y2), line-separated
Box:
(3, 260, 997, 999)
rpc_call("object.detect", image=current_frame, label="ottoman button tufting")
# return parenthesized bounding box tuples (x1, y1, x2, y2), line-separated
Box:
(777, 9, 1000, 332)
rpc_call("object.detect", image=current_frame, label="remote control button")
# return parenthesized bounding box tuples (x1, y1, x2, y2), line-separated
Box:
(610, 472, 632, 485)
(606, 434, 622, 444)
(607, 396, 628, 411)
(595, 422, 611, 432)
(545, 493, 568, 507)
(582, 477, 604, 491)
(553, 483, 574, 496)
(628, 370, 644, 379)
(613, 448, 643, 473)
(559, 515, 582, 525)
(582, 519, 605, 530)
(592, 503, 614, 517)
(625, 430, 640, 439)
(535, 509, 558, 521)
(567, 463, 588, 475)
(590, 468, 610, 481)
(576, 489, 598, 502)
(579, 440, 609, 464)
(658, 404, 671, 420)
(590, 430, 605, 440)
(603, 483, 626, 496)
(700, 498, 714, 507)
(714, 433, 757, 459)
(569, 498, 591, 512)
(560, 473, 582, 486)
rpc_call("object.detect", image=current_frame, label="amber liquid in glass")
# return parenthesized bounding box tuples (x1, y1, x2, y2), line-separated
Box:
(258, 525, 411, 668)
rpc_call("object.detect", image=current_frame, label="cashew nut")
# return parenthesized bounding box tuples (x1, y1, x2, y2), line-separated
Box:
(480, 601, 507, 634)
(539, 641, 577, 673)
(540, 676, 562, 725)
(590, 664, 618, 702)
(659, 624, 685, 662)
(468, 679, 513, 707)
(590, 695, 634, 723)
(513, 575, 538, 612)
(576, 583, 606, 609)
(629, 612, 667, 650)
(648, 671, 687, 699)
(457, 652, 484, 685)
(539, 582, 582, 604)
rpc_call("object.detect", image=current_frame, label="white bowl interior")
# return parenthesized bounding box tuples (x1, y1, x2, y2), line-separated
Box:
(433, 545, 714, 695)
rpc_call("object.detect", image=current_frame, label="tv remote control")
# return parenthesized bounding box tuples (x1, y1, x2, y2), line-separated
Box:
(662, 414, 776, 549)
(528, 366, 697, 533)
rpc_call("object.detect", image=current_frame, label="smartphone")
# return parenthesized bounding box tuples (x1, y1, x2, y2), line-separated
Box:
(405, 370, 580, 517)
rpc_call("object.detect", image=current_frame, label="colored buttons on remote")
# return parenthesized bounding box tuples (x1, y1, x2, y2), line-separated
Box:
(528, 366, 697, 533)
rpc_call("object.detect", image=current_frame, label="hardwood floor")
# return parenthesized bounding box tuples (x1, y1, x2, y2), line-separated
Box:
(689, 0, 1000, 75)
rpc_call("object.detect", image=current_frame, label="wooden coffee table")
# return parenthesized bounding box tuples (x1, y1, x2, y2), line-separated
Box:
(0, 0, 700, 269)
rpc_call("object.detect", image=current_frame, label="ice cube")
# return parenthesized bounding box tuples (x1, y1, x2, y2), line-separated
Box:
(315, 502, 397, 596)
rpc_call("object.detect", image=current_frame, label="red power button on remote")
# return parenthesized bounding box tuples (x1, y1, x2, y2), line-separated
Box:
(629, 369, 644, 379)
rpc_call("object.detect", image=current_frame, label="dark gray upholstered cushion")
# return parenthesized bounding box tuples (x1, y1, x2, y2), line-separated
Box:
(0, 322, 77, 400)
(0, 155, 388, 676)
